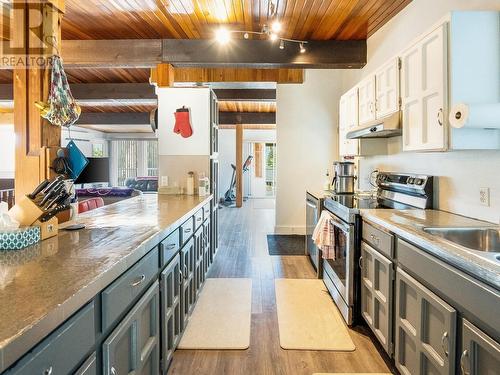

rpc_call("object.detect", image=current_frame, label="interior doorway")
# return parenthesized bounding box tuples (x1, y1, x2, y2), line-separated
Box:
(246, 142, 277, 198)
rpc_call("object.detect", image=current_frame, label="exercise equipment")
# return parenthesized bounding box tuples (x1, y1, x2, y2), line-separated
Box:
(223, 156, 253, 204)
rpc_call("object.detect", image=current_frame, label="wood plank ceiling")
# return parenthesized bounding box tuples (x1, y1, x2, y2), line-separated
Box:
(0, 0, 412, 122)
(60, 0, 411, 41)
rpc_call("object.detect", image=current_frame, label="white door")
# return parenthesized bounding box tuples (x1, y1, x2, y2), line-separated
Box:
(375, 57, 400, 118)
(401, 24, 448, 151)
(358, 75, 376, 125)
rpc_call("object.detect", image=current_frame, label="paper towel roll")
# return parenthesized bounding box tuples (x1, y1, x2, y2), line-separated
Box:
(449, 102, 500, 129)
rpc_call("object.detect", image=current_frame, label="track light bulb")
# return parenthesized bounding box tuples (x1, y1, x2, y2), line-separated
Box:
(299, 42, 306, 53)
(270, 33, 278, 42)
(271, 20, 282, 33)
(279, 40, 285, 49)
(215, 28, 231, 44)
(243, 32, 249, 39)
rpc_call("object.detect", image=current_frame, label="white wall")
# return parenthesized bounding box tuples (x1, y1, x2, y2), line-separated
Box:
(0, 125, 15, 179)
(218, 129, 276, 201)
(342, 0, 500, 224)
(275, 70, 343, 234)
(61, 127, 109, 158)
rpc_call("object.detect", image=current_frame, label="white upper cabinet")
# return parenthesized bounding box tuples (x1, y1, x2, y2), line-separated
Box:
(358, 75, 376, 126)
(339, 87, 360, 157)
(401, 24, 448, 151)
(375, 57, 400, 119)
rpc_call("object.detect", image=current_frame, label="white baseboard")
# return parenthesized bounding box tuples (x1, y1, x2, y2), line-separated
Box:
(274, 226, 306, 235)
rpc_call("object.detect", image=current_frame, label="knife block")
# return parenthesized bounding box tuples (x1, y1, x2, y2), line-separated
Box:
(8, 196, 44, 226)
(34, 217, 59, 240)
(7, 196, 59, 240)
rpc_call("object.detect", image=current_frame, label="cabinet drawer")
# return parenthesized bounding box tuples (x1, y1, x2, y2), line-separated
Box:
(203, 203, 211, 220)
(101, 248, 159, 331)
(362, 221, 394, 258)
(7, 302, 95, 375)
(180, 218, 194, 245)
(194, 210, 204, 230)
(160, 229, 180, 268)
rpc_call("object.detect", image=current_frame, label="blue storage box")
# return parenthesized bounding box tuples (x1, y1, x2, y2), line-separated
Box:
(0, 226, 41, 251)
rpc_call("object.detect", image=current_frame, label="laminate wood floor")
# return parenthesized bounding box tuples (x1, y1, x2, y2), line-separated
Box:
(169, 199, 393, 375)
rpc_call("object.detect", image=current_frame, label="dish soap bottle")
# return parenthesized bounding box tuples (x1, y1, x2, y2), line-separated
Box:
(323, 170, 331, 191)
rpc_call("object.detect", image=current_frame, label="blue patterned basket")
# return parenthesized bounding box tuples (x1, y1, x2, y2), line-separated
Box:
(0, 227, 41, 251)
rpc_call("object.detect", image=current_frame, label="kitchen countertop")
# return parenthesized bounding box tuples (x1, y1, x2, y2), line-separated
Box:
(360, 209, 500, 290)
(307, 189, 335, 200)
(0, 194, 211, 372)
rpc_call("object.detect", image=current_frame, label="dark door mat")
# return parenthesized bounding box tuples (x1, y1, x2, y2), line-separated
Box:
(267, 235, 307, 256)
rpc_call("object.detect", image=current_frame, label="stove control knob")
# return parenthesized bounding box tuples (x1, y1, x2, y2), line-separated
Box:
(408, 177, 415, 184)
(415, 178, 425, 186)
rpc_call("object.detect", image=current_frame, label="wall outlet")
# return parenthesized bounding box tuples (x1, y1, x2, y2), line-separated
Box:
(479, 187, 490, 206)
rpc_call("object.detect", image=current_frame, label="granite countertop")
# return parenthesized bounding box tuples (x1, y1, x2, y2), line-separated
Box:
(0, 194, 211, 372)
(360, 209, 500, 290)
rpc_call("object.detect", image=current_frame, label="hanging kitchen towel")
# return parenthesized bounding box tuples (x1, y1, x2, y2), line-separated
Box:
(173, 106, 193, 138)
(312, 210, 336, 260)
(35, 55, 81, 128)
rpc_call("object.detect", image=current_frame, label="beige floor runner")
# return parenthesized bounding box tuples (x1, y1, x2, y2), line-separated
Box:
(178, 278, 252, 350)
(275, 279, 356, 351)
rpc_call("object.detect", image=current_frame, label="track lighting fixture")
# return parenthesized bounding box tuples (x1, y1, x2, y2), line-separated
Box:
(271, 20, 282, 33)
(279, 39, 285, 49)
(215, 27, 231, 44)
(270, 33, 278, 42)
(299, 42, 306, 53)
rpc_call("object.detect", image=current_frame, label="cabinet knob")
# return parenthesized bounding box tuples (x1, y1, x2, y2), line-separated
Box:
(358, 256, 363, 270)
(441, 331, 449, 357)
(110, 367, 118, 375)
(43, 366, 53, 375)
(460, 349, 469, 375)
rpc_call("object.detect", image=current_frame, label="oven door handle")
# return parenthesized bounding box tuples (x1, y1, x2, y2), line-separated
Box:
(306, 201, 318, 210)
(326, 211, 350, 233)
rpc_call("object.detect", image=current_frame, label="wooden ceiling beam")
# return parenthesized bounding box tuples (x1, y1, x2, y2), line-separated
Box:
(213, 89, 276, 101)
(219, 112, 276, 125)
(219, 124, 276, 130)
(4, 39, 365, 69)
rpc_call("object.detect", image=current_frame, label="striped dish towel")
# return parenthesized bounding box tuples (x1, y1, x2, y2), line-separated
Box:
(312, 210, 336, 260)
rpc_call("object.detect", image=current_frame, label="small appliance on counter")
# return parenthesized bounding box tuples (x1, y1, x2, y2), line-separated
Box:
(331, 161, 356, 194)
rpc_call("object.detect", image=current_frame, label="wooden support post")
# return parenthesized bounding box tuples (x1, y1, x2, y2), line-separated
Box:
(151, 64, 175, 87)
(13, 0, 64, 199)
(235, 123, 243, 208)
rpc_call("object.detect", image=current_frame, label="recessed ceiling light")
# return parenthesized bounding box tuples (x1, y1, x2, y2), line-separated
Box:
(215, 28, 231, 44)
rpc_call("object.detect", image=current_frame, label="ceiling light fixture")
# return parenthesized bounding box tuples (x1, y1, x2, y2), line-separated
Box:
(215, 27, 231, 44)
(269, 33, 278, 42)
(271, 20, 282, 33)
(279, 40, 285, 49)
(299, 42, 306, 53)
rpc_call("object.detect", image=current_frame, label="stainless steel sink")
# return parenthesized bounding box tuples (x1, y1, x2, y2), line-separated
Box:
(423, 227, 500, 253)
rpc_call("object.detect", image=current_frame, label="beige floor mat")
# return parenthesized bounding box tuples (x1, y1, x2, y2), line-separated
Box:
(178, 278, 252, 350)
(275, 279, 356, 351)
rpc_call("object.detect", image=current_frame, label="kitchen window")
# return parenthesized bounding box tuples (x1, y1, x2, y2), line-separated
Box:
(111, 140, 158, 186)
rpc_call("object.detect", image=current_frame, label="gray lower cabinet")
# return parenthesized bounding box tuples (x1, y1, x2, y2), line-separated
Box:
(194, 226, 204, 300)
(6, 302, 95, 375)
(75, 353, 97, 375)
(160, 254, 181, 372)
(460, 319, 500, 375)
(395, 268, 456, 375)
(180, 238, 195, 329)
(360, 242, 394, 355)
(102, 282, 160, 375)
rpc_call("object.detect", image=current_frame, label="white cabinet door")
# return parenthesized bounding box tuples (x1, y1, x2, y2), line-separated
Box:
(375, 57, 400, 118)
(358, 75, 376, 125)
(401, 24, 448, 151)
(338, 88, 359, 157)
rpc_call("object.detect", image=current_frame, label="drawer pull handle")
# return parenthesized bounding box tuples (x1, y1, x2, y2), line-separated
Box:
(184, 264, 188, 277)
(460, 349, 469, 375)
(196, 217, 202, 222)
(110, 367, 118, 375)
(131, 274, 146, 287)
(437, 108, 443, 126)
(166, 244, 176, 250)
(43, 366, 53, 375)
(358, 256, 363, 269)
(184, 228, 192, 233)
(179, 272, 184, 283)
(441, 331, 449, 357)
(370, 234, 380, 245)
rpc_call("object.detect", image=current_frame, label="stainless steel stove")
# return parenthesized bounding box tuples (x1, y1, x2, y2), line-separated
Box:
(322, 172, 434, 325)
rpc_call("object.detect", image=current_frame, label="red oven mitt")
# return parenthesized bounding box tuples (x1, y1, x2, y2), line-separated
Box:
(173, 107, 193, 138)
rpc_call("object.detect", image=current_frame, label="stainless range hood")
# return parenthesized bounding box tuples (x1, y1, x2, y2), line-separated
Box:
(346, 111, 402, 139)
